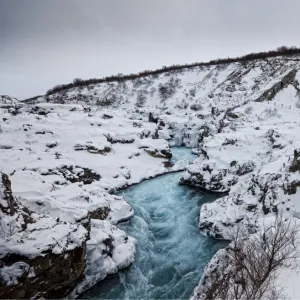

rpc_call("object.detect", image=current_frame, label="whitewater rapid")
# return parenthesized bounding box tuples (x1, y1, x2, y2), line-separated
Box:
(80, 148, 225, 299)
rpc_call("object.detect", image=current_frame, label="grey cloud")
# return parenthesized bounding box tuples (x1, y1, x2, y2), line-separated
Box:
(1, 0, 300, 99)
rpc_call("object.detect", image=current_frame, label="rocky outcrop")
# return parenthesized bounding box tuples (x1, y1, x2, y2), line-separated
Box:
(144, 148, 172, 159)
(0, 95, 21, 109)
(232, 160, 256, 176)
(28, 106, 50, 116)
(38, 165, 101, 184)
(89, 206, 110, 220)
(197, 171, 298, 239)
(104, 134, 135, 144)
(255, 69, 297, 102)
(180, 160, 244, 193)
(0, 173, 33, 231)
(0, 246, 86, 299)
(0, 173, 88, 299)
(74, 143, 111, 154)
(70, 220, 136, 297)
(289, 149, 300, 173)
(148, 112, 158, 124)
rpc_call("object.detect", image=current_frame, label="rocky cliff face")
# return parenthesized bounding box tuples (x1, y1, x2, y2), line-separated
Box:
(0, 173, 88, 299)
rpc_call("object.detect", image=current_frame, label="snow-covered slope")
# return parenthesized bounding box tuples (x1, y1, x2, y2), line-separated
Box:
(182, 85, 300, 239)
(3, 53, 300, 299)
(37, 56, 300, 111)
(31, 55, 300, 150)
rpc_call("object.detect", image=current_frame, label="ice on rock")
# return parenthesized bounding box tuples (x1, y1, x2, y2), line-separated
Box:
(173, 129, 184, 146)
(71, 220, 136, 296)
(0, 262, 34, 286)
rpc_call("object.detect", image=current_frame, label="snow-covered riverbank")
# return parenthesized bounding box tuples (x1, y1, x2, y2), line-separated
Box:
(80, 148, 226, 299)
(3, 53, 300, 298)
(0, 100, 193, 298)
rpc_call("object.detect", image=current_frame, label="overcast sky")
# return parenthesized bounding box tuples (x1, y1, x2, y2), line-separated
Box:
(1, 0, 300, 99)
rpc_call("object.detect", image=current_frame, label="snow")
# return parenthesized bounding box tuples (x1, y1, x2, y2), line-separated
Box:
(70, 220, 136, 297)
(0, 105, 178, 225)
(3, 54, 300, 298)
(193, 95, 300, 238)
(0, 101, 183, 295)
(0, 262, 34, 286)
(0, 213, 88, 258)
(277, 267, 300, 300)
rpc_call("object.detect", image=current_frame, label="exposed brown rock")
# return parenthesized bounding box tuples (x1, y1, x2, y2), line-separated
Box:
(144, 149, 172, 159)
(89, 206, 110, 220)
(0, 173, 88, 299)
(0, 246, 86, 299)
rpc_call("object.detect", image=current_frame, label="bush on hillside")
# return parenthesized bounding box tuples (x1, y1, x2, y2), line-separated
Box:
(45, 46, 300, 96)
(244, 105, 253, 114)
(199, 215, 300, 300)
(190, 102, 203, 111)
(135, 91, 147, 107)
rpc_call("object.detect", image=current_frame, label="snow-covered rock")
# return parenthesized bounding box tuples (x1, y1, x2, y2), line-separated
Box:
(4, 53, 300, 298)
(0, 102, 181, 296)
(0, 172, 88, 299)
(70, 220, 136, 297)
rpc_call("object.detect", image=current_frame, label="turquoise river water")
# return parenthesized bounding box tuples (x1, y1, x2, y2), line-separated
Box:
(81, 147, 225, 299)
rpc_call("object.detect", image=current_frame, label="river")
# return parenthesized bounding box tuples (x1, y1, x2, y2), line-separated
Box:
(80, 147, 225, 299)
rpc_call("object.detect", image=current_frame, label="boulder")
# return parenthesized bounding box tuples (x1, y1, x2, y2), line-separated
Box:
(180, 160, 238, 192)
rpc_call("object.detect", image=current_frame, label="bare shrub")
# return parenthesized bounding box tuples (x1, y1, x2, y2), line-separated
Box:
(135, 91, 147, 107)
(158, 77, 180, 100)
(96, 99, 114, 106)
(295, 99, 300, 108)
(190, 102, 203, 111)
(264, 107, 278, 117)
(73, 78, 84, 85)
(158, 84, 171, 100)
(199, 215, 299, 300)
(133, 78, 143, 88)
(45, 46, 300, 96)
(189, 87, 196, 97)
(244, 105, 253, 114)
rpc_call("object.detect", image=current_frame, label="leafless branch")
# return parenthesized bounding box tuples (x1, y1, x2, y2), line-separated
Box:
(199, 213, 299, 300)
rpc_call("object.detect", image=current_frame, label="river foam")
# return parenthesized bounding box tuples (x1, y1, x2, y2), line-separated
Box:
(80, 148, 225, 299)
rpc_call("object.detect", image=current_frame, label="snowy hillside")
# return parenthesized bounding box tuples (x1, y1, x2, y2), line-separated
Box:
(32, 55, 300, 149)
(3, 53, 300, 298)
(36, 55, 299, 110)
